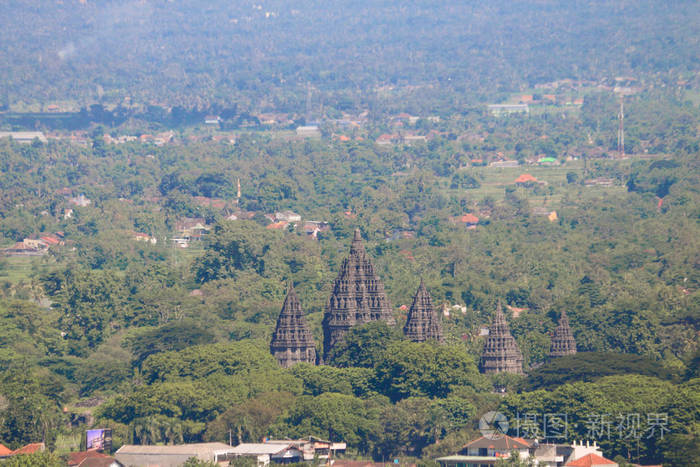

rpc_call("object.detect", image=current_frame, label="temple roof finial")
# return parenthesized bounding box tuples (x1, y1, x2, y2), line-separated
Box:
(353, 228, 362, 242)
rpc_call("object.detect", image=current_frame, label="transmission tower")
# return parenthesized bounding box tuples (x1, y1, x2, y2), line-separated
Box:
(617, 95, 625, 157)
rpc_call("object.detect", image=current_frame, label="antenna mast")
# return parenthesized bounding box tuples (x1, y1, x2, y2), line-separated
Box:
(617, 95, 625, 158)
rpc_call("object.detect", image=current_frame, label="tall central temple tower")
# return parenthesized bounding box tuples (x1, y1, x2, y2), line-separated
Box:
(479, 301, 524, 374)
(322, 229, 394, 359)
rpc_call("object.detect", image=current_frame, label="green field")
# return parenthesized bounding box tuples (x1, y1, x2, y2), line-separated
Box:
(440, 160, 633, 211)
(0, 256, 43, 283)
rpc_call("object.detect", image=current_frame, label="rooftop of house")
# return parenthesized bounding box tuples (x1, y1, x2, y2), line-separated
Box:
(68, 450, 112, 466)
(116, 442, 234, 456)
(11, 443, 45, 455)
(515, 173, 538, 183)
(566, 453, 618, 467)
(463, 435, 531, 451)
(229, 443, 292, 455)
(458, 214, 479, 224)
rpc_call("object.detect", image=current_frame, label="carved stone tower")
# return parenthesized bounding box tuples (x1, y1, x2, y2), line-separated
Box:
(270, 284, 317, 368)
(322, 229, 394, 359)
(479, 301, 524, 374)
(404, 279, 443, 343)
(549, 310, 577, 357)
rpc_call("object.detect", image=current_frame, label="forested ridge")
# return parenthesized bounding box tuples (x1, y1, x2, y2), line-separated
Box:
(0, 1, 699, 466)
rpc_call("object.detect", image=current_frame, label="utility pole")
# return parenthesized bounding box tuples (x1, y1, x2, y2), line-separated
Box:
(617, 95, 625, 158)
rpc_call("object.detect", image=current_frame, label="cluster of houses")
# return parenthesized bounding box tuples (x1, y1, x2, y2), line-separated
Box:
(1, 232, 64, 256)
(8, 433, 626, 467)
(171, 211, 331, 248)
(436, 436, 620, 467)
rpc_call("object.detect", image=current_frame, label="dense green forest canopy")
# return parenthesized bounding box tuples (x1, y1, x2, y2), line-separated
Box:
(1, 0, 699, 113)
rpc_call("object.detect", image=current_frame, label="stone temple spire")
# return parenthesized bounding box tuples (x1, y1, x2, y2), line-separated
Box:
(270, 284, 317, 368)
(479, 301, 524, 374)
(549, 310, 577, 357)
(404, 279, 443, 343)
(322, 229, 394, 359)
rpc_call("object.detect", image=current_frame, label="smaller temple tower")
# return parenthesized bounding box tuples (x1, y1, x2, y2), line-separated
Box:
(404, 279, 443, 343)
(549, 310, 577, 357)
(479, 301, 524, 374)
(270, 284, 317, 368)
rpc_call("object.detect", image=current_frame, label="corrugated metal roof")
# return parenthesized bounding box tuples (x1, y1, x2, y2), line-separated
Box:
(116, 443, 233, 456)
(230, 443, 291, 455)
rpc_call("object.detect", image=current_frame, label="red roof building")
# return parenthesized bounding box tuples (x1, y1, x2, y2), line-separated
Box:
(462, 435, 532, 453)
(0, 443, 13, 457)
(566, 453, 618, 467)
(68, 450, 111, 466)
(515, 173, 539, 184)
(40, 235, 61, 245)
(458, 214, 480, 225)
(11, 443, 45, 455)
(266, 221, 289, 230)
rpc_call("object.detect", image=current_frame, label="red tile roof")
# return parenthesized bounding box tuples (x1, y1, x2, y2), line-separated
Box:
(12, 443, 45, 455)
(566, 453, 617, 467)
(464, 435, 531, 450)
(40, 235, 61, 245)
(68, 450, 111, 466)
(458, 214, 479, 224)
(515, 173, 538, 184)
(266, 221, 288, 230)
(0, 444, 13, 456)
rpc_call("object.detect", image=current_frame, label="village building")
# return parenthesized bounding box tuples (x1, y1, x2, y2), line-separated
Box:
(0, 131, 48, 144)
(263, 437, 346, 463)
(303, 221, 330, 239)
(0, 443, 46, 458)
(67, 450, 122, 467)
(133, 232, 157, 244)
(550, 310, 577, 358)
(565, 452, 618, 467)
(404, 279, 443, 343)
(322, 229, 395, 359)
(296, 125, 321, 138)
(452, 213, 479, 229)
(175, 217, 210, 241)
(514, 173, 541, 185)
(0, 443, 12, 458)
(2, 239, 48, 257)
(487, 104, 529, 116)
(69, 194, 92, 207)
(436, 437, 613, 467)
(403, 134, 428, 145)
(479, 301, 524, 374)
(584, 177, 616, 187)
(375, 134, 399, 145)
(115, 443, 236, 467)
(489, 160, 519, 168)
(275, 210, 302, 222)
(270, 284, 317, 368)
